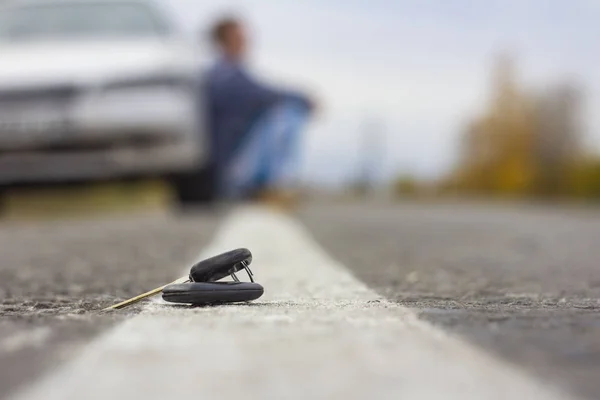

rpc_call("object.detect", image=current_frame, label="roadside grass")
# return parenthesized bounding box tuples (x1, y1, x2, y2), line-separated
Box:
(0, 180, 174, 221)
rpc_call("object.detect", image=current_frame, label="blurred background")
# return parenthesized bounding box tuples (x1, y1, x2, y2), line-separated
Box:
(1, 0, 600, 216)
(170, 0, 600, 202)
(2, 3, 600, 398)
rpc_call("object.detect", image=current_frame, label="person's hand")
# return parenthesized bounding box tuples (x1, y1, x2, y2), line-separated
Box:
(306, 96, 320, 115)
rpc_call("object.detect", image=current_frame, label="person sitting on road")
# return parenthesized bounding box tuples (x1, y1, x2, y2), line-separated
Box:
(204, 16, 316, 205)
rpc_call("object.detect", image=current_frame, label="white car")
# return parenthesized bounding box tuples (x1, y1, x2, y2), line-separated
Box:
(0, 0, 212, 202)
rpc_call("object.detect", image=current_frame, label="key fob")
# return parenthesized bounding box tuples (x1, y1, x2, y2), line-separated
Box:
(162, 282, 264, 305)
(189, 248, 252, 282)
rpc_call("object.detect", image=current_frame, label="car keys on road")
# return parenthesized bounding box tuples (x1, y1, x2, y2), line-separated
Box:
(102, 248, 263, 311)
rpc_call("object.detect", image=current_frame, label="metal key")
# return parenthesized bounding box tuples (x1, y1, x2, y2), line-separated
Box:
(102, 248, 254, 311)
(102, 276, 190, 311)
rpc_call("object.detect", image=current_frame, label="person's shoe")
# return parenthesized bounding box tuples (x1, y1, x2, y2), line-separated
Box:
(255, 189, 301, 212)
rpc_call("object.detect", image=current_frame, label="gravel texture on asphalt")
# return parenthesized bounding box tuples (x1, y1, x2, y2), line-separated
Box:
(298, 202, 600, 400)
(2, 202, 599, 400)
(0, 210, 221, 399)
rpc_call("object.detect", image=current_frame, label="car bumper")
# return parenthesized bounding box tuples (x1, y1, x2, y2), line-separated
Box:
(0, 140, 204, 184)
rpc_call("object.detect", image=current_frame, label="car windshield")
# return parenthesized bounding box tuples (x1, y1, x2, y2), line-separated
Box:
(0, 1, 170, 41)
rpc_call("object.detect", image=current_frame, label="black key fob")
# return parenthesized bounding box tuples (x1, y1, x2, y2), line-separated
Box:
(189, 248, 253, 283)
(162, 282, 264, 305)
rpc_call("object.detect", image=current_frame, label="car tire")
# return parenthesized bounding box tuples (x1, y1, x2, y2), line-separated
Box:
(170, 165, 217, 208)
(0, 187, 6, 217)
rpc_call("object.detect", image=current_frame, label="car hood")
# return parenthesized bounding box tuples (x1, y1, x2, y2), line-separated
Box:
(0, 38, 200, 89)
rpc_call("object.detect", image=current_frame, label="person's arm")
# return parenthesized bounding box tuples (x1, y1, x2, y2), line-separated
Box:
(234, 68, 313, 111)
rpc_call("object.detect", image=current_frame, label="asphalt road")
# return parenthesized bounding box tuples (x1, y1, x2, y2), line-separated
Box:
(0, 202, 599, 399)
(299, 202, 600, 400)
(0, 210, 221, 399)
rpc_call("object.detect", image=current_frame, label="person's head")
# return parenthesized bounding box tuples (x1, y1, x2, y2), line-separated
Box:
(210, 17, 247, 61)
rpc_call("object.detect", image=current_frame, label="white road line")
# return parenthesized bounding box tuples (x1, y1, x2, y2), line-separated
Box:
(11, 206, 575, 400)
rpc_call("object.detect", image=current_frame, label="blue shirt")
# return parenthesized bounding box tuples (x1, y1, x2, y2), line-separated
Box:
(204, 58, 310, 173)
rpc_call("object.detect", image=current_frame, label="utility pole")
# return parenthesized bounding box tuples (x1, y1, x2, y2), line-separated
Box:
(354, 117, 384, 197)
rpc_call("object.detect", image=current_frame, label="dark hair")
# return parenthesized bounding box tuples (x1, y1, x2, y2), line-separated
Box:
(210, 17, 239, 45)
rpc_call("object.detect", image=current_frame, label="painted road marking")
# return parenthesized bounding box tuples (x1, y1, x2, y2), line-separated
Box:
(11, 206, 576, 400)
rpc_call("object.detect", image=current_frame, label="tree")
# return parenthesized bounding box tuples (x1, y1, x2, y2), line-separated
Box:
(448, 54, 588, 200)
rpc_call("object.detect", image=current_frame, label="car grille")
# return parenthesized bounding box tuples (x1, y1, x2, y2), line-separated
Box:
(0, 85, 81, 145)
(0, 85, 80, 107)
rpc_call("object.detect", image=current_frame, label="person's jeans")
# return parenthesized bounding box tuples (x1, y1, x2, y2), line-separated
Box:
(219, 101, 310, 199)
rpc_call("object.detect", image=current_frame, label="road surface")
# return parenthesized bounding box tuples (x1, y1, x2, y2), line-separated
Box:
(0, 203, 598, 399)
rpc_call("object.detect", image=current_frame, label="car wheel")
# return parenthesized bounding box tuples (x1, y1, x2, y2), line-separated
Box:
(170, 165, 217, 208)
(0, 188, 5, 217)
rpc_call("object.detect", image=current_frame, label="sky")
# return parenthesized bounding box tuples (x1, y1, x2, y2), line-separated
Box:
(163, 0, 600, 187)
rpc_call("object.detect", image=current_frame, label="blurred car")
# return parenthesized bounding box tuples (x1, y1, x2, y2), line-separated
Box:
(0, 0, 213, 203)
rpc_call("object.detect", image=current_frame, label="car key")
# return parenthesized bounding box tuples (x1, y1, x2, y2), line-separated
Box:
(102, 248, 253, 311)
(188, 247, 253, 283)
(162, 281, 264, 305)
